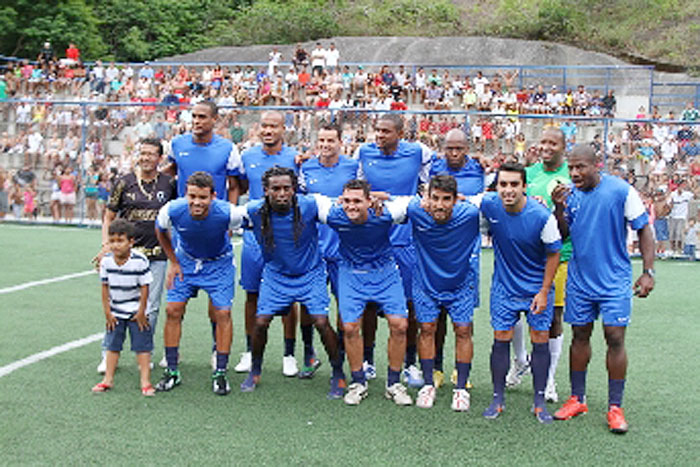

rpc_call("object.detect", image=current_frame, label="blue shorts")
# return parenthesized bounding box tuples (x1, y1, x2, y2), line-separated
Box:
(653, 218, 669, 241)
(104, 318, 153, 353)
(240, 230, 264, 293)
(413, 279, 474, 326)
(338, 261, 407, 324)
(489, 281, 554, 332)
(325, 257, 339, 298)
(565, 289, 632, 327)
(257, 264, 330, 316)
(393, 244, 416, 301)
(167, 253, 235, 310)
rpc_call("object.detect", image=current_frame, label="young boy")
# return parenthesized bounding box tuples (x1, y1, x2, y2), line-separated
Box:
(683, 218, 699, 260)
(92, 219, 154, 396)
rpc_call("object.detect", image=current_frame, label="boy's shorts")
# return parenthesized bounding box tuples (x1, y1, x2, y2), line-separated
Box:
(257, 264, 329, 316)
(413, 279, 474, 326)
(565, 289, 631, 327)
(240, 230, 264, 293)
(104, 318, 153, 353)
(338, 262, 406, 324)
(167, 253, 235, 310)
(489, 281, 554, 332)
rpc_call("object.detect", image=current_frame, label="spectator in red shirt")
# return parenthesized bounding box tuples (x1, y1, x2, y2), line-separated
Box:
(65, 43, 80, 64)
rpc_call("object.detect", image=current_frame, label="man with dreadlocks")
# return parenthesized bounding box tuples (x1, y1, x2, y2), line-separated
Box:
(240, 166, 346, 399)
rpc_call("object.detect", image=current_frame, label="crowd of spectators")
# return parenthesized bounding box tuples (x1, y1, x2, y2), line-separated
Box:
(0, 42, 699, 257)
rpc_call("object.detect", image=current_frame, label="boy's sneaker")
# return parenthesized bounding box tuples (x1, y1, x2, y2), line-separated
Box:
(545, 380, 558, 403)
(344, 382, 368, 405)
(211, 370, 231, 396)
(282, 355, 299, 377)
(505, 357, 530, 388)
(554, 396, 588, 420)
(362, 361, 377, 380)
(240, 373, 260, 392)
(416, 385, 436, 408)
(607, 406, 629, 434)
(452, 389, 471, 412)
(402, 364, 424, 388)
(298, 357, 322, 379)
(532, 405, 554, 424)
(96, 357, 107, 374)
(234, 352, 252, 373)
(327, 377, 346, 400)
(483, 401, 505, 419)
(385, 382, 413, 406)
(155, 369, 181, 392)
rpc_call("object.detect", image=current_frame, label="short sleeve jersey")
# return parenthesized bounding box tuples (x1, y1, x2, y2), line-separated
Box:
(429, 156, 485, 196)
(564, 174, 649, 299)
(169, 134, 240, 200)
(356, 140, 432, 245)
(480, 193, 562, 297)
(407, 197, 481, 296)
(300, 155, 359, 260)
(246, 195, 322, 275)
(100, 251, 153, 320)
(107, 172, 176, 260)
(236, 144, 298, 201)
(526, 161, 573, 262)
(156, 198, 245, 261)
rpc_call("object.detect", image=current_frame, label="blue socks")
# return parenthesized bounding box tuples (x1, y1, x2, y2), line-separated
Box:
(490, 339, 510, 405)
(331, 358, 344, 380)
(609, 379, 625, 407)
(420, 359, 434, 386)
(455, 362, 472, 390)
(216, 352, 229, 372)
(531, 342, 550, 407)
(165, 346, 179, 371)
(251, 356, 263, 376)
(284, 338, 295, 357)
(387, 368, 400, 386)
(571, 370, 587, 402)
(351, 370, 366, 385)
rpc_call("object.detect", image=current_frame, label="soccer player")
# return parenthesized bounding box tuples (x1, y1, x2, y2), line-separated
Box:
(406, 175, 481, 411)
(551, 145, 655, 434)
(478, 163, 561, 424)
(234, 110, 306, 377)
(92, 138, 176, 374)
(164, 101, 241, 369)
(355, 113, 432, 387)
(507, 126, 571, 403)
(428, 128, 485, 388)
(239, 167, 345, 399)
(154, 172, 246, 395)
(299, 123, 359, 377)
(322, 180, 412, 406)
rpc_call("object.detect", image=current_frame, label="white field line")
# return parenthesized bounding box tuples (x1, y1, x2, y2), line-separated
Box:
(0, 333, 104, 378)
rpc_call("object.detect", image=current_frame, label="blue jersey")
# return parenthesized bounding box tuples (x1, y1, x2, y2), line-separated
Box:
(356, 140, 432, 245)
(237, 144, 298, 201)
(429, 156, 485, 195)
(407, 197, 480, 296)
(564, 174, 648, 298)
(246, 194, 322, 275)
(169, 134, 239, 200)
(156, 198, 244, 260)
(480, 193, 562, 297)
(322, 198, 407, 270)
(300, 155, 359, 260)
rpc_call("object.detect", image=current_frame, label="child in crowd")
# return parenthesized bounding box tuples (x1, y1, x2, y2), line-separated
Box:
(683, 218, 699, 260)
(92, 219, 154, 396)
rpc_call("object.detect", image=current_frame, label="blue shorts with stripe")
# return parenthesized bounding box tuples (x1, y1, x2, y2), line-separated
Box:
(393, 244, 416, 301)
(489, 281, 553, 332)
(167, 253, 235, 310)
(257, 264, 330, 316)
(413, 278, 474, 326)
(338, 261, 407, 324)
(240, 230, 264, 293)
(565, 288, 632, 327)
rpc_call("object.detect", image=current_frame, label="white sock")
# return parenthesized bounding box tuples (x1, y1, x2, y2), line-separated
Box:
(512, 318, 528, 365)
(547, 335, 564, 384)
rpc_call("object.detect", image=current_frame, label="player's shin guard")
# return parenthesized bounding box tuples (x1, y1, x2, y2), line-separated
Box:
(491, 340, 510, 405)
(571, 370, 587, 401)
(531, 342, 550, 407)
(455, 362, 472, 390)
(512, 319, 527, 365)
(608, 379, 625, 407)
(165, 346, 179, 371)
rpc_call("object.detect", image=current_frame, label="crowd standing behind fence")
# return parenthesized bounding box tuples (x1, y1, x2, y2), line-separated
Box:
(0, 49, 699, 257)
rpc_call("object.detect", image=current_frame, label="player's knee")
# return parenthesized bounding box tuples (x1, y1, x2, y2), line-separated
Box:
(493, 330, 513, 341)
(254, 316, 271, 331)
(572, 324, 593, 343)
(212, 308, 231, 323)
(389, 318, 408, 336)
(312, 315, 329, 329)
(165, 305, 184, 321)
(343, 321, 360, 337)
(454, 324, 473, 341)
(530, 329, 549, 344)
(419, 321, 437, 335)
(604, 328, 626, 350)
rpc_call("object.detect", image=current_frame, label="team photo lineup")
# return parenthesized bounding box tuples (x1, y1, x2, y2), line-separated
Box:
(92, 100, 655, 435)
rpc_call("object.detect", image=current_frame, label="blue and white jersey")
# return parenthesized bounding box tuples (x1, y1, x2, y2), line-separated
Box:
(100, 251, 153, 320)
(479, 193, 561, 297)
(156, 198, 246, 261)
(169, 134, 240, 200)
(299, 155, 359, 260)
(429, 156, 485, 196)
(564, 174, 648, 298)
(355, 140, 433, 245)
(407, 197, 481, 296)
(236, 144, 298, 201)
(320, 196, 409, 270)
(246, 194, 323, 275)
